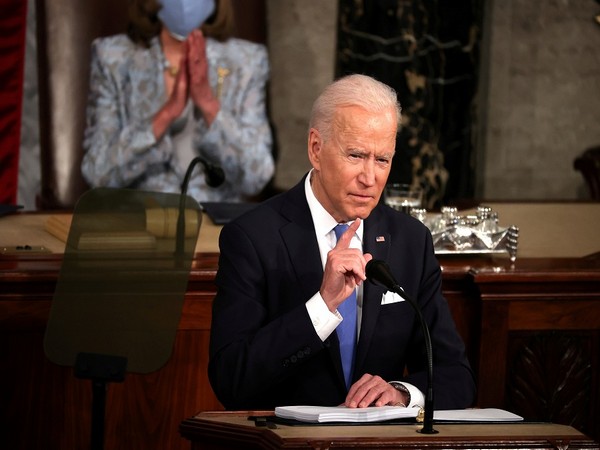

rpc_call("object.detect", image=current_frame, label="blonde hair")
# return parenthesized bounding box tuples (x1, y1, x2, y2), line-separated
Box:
(309, 74, 401, 143)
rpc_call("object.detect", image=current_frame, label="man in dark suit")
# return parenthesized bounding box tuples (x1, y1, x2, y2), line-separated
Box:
(208, 74, 476, 411)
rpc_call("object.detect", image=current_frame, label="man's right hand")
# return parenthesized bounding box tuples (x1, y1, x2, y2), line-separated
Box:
(320, 218, 372, 312)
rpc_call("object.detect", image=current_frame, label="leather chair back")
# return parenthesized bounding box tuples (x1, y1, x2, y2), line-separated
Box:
(574, 146, 600, 201)
(35, 0, 128, 209)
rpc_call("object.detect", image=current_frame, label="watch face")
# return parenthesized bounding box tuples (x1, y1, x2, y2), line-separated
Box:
(391, 382, 407, 392)
(390, 382, 411, 407)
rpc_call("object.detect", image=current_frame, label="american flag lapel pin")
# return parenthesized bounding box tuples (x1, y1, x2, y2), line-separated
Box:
(376, 236, 385, 242)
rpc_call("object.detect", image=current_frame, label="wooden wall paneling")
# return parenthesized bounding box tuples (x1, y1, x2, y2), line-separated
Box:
(474, 266, 600, 441)
(3, 250, 600, 447)
(506, 331, 595, 441)
(0, 265, 222, 450)
(440, 266, 482, 382)
(476, 298, 510, 407)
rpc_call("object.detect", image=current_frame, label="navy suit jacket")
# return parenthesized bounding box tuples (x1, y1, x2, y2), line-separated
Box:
(208, 175, 476, 410)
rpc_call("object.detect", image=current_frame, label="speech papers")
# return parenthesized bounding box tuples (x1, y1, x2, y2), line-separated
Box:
(275, 405, 418, 423)
(274, 405, 523, 424)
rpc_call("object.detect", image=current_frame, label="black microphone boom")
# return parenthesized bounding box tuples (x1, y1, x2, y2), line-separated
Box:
(176, 157, 225, 255)
(365, 259, 438, 434)
(182, 156, 225, 189)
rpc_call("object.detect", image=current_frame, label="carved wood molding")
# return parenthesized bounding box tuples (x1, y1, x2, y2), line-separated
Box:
(507, 332, 593, 437)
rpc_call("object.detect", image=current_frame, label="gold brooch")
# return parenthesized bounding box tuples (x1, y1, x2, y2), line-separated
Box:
(216, 66, 230, 99)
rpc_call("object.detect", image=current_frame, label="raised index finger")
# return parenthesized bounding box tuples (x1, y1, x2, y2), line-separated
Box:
(334, 218, 361, 250)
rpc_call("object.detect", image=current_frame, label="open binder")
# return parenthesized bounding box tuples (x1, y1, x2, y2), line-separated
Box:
(274, 405, 524, 424)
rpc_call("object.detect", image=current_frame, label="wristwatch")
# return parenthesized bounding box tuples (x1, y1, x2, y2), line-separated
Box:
(389, 381, 411, 407)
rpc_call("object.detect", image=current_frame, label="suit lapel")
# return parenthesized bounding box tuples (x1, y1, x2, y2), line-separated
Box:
(355, 206, 390, 374)
(119, 37, 168, 116)
(279, 177, 350, 388)
(278, 178, 324, 305)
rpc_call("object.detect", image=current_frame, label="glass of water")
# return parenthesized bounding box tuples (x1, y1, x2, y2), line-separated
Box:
(384, 183, 422, 214)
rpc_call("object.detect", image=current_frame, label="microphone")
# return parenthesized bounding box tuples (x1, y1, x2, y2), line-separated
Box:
(365, 259, 437, 434)
(176, 156, 225, 254)
(182, 156, 225, 189)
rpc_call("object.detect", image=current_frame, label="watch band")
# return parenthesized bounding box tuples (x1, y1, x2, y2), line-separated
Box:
(389, 381, 411, 407)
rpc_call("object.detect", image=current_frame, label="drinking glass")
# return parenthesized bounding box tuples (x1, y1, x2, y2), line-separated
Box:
(384, 183, 422, 214)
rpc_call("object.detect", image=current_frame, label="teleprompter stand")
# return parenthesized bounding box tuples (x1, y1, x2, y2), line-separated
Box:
(74, 353, 127, 450)
(44, 188, 201, 450)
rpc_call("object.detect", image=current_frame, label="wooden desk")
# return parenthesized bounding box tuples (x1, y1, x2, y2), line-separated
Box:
(179, 411, 599, 450)
(479, 202, 600, 258)
(1, 204, 599, 450)
(3, 202, 599, 258)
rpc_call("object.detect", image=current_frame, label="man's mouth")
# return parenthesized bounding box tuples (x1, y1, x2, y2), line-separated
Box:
(349, 193, 374, 203)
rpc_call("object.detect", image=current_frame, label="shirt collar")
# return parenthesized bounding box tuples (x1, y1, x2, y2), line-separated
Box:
(304, 169, 364, 242)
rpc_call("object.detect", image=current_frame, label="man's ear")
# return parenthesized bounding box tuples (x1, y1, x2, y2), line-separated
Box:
(307, 128, 322, 170)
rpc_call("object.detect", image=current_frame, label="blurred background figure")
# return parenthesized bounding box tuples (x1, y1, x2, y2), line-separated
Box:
(81, 0, 274, 203)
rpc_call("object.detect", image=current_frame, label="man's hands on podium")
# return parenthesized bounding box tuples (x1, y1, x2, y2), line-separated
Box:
(344, 374, 409, 408)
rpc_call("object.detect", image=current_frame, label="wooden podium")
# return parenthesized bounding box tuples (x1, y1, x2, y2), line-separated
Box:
(179, 411, 599, 450)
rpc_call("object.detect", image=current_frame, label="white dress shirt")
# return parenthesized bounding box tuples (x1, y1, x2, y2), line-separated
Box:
(303, 170, 363, 341)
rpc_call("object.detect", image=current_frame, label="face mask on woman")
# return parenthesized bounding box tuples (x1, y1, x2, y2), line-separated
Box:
(158, 0, 216, 41)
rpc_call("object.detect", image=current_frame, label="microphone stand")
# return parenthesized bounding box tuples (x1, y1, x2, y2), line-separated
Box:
(176, 156, 224, 256)
(390, 284, 437, 434)
(366, 260, 437, 434)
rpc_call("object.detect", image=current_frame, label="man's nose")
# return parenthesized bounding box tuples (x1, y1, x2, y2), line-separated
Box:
(358, 160, 376, 186)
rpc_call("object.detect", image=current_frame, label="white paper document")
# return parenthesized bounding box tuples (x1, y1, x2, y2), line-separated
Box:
(434, 408, 523, 422)
(274, 405, 523, 424)
(275, 405, 419, 423)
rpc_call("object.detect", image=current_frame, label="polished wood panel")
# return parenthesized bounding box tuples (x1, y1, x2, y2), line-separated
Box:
(179, 411, 599, 450)
(0, 255, 221, 450)
(0, 229, 222, 450)
(473, 260, 600, 442)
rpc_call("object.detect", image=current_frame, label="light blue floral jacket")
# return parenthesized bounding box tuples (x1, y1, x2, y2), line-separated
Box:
(82, 34, 274, 202)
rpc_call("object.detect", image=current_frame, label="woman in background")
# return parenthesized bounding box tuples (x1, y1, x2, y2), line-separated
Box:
(82, 0, 274, 202)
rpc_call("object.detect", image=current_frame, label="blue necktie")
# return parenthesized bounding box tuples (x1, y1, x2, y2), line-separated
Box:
(334, 224, 357, 390)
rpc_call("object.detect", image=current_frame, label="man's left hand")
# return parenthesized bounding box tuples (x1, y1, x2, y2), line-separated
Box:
(344, 374, 407, 408)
